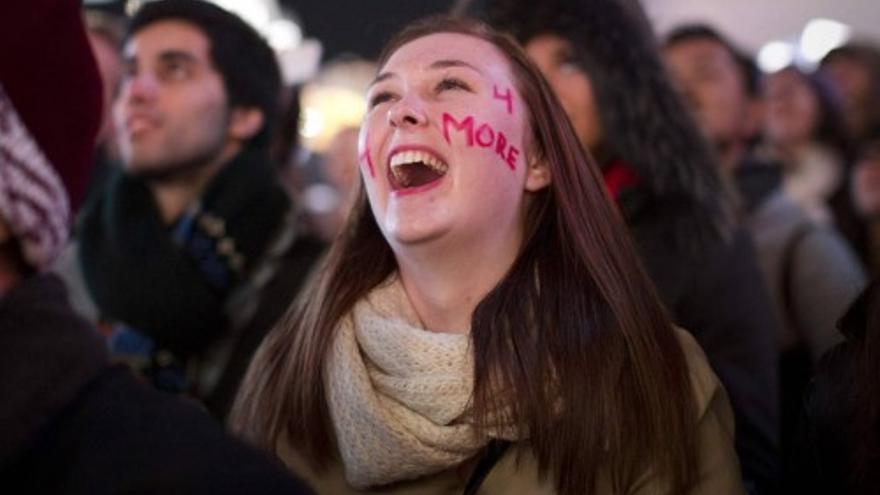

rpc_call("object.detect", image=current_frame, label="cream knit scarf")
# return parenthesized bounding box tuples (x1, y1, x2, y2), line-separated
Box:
(325, 276, 520, 489)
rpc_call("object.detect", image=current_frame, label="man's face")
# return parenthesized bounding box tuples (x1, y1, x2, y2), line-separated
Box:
(664, 38, 752, 150)
(113, 20, 232, 177)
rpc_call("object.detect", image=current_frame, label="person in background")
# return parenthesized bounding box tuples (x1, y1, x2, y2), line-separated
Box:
(81, 7, 127, 206)
(296, 57, 377, 242)
(820, 43, 880, 145)
(820, 43, 880, 266)
(850, 134, 880, 277)
(480, 0, 779, 490)
(0, 1, 312, 493)
(302, 126, 361, 242)
(763, 66, 854, 226)
(664, 23, 866, 473)
(232, 15, 744, 495)
(55, 0, 323, 418)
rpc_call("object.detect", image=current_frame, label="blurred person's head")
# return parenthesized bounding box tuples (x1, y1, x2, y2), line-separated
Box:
(482, 0, 728, 249)
(322, 126, 360, 205)
(114, 0, 281, 180)
(518, 33, 603, 151)
(820, 43, 880, 141)
(852, 135, 880, 218)
(303, 127, 360, 242)
(663, 24, 763, 171)
(84, 9, 126, 149)
(763, 66, 851, 159)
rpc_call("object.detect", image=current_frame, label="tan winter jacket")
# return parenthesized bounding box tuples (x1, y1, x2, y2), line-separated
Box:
(278, 330, 746, 494)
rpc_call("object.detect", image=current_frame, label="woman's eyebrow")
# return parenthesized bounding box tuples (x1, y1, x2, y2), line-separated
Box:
(369, 71, 396, 88)
(369, 58, 483, 88)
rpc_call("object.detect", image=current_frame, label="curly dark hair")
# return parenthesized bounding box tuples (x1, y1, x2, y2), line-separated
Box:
(771, 66, 855, 163)
(476, 0, 730, 254)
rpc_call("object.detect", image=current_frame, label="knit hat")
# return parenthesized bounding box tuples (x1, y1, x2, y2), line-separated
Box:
(0, 87, 71, 270)
(0, 0, 103, 269)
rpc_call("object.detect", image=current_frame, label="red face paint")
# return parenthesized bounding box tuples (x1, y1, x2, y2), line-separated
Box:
(475, 123, 495, 147)
(494, 132, 508, 161)
(442, 112, 519, 171)
(359, 147, 376, 178)
(493, 85, 514, 115)
(505, 146, 520, 170)
(443, 113, 475, 146)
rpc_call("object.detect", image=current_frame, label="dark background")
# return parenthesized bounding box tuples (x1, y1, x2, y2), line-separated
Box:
(84, 0, 474, 61)
(281, 0, 455, 60)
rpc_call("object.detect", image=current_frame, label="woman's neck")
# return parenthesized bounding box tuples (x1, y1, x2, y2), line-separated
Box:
(393, 224, 524, 334)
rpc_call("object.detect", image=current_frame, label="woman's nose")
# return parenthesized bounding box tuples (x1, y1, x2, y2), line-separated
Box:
(387, 96, 428, 128)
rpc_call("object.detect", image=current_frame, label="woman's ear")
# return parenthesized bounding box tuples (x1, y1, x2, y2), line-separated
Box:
(227, 107, 265, 142)
(524, 153, 551, 191)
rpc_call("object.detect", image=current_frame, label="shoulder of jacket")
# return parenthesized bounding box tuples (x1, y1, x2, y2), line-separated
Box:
(673, 327, 723, 415)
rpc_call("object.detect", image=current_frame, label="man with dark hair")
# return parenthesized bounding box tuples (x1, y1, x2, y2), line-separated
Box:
(664, 25, 764, 172)
(2, 1, 313, 492)
(57, 0, 323, 418)
(665, 24, 866, 489)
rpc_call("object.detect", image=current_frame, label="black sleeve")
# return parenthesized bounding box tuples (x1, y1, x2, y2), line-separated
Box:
(673, 229, 782, 493)
(10, 366, 313, 495)
(786, 343, 856, 494)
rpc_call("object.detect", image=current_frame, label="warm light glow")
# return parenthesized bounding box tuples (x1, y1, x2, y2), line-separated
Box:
(299, 87, 368, 152)
(300, 107, 326, 140)
(758, 41, 796, 73)
(800, 18, 851, 64)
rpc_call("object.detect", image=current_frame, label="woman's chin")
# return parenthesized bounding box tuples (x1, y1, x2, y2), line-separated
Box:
(382, 220, 452, 249)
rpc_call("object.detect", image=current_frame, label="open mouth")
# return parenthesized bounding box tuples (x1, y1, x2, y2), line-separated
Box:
(388, 149, 449, 191)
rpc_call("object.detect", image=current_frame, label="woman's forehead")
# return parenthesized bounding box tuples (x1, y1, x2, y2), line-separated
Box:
(381, 32, 512, 79)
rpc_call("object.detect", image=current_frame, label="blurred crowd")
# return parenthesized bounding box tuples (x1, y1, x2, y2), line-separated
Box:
(2, 0, 880, 494)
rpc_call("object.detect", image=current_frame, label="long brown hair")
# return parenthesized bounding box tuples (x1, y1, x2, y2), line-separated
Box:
(231, 16, 698, 494)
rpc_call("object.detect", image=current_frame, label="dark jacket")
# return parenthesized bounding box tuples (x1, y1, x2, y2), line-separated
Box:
(621, 187, 781, 493)
(788, 281, 880, 494)
(56, 148, 324, 418)
(0, 273, 312, 494)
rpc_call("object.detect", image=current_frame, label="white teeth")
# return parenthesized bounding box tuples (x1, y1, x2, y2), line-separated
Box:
(389, 150, 448, 175)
